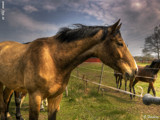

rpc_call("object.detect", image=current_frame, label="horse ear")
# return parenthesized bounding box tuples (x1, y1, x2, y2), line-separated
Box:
(111, 19, 120, 34)
(117, 23, 122, 30)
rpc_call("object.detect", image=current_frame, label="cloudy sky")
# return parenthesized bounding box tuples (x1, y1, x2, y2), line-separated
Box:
(0, 0, 160, 56)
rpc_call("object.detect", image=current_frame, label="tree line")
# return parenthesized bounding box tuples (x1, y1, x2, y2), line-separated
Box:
(143, 25, 160, 59)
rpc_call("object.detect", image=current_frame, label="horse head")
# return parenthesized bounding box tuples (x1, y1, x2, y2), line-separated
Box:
(95, 19, 138, 79)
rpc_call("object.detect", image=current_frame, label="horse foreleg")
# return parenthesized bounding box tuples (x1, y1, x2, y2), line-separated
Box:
(147, 83, 151, 94)
(48, 94, 63, 120)
(14, 91, 24, 120)
(118, 76, 122, 89)
(6, 93, 13, 118)
(115, 76, 118, 88)
(124, 78, 127, 91)
(3, 88, 14, 119)
(132, 79, 138, 98)
(149, 82, 156, 96)
(0, 82, 6, 120)
(29, 92, 42, 120)
(129, 78, 133, 99)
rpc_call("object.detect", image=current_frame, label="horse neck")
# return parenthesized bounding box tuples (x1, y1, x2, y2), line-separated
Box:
(53, 35, 102, 72)
(149, 65, 160, 75)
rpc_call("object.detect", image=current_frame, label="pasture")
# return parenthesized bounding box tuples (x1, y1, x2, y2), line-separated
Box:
(9, 62, 160, 120)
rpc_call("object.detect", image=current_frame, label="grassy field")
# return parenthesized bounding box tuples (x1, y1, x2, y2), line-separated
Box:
(9, 62, 160, 120)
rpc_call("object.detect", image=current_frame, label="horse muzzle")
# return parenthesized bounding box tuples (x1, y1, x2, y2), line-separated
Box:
(125, 69, 138, 80)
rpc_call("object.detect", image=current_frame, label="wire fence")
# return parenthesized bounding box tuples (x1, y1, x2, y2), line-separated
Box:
(77, 65, 158, 80)
(71, 74, 143, 98)
(67, 62, 158, 98)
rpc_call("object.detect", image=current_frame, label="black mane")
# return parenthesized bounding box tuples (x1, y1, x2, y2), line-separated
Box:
(148, 59, 160, 74)
(23, 42, 30, 44)
(149, 59, 160, 68)
(56, 24, 108, 42)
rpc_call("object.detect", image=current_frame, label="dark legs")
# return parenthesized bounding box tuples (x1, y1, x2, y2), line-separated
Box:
(132, 79, 139, 98)
(124, 79, 127, 91)
(115, 75, 123, 89)
(148, 82, 156, 96)
(3, 88, 14, 120)
(129, 78, 133, 99)
(14, 92, 24, 120)
(133, 79, 156, 98)
(5, 90, 24, 120)
(115, 76, 119, 88)
(6, 93, 13, 118)
(119, 76, 122, 89)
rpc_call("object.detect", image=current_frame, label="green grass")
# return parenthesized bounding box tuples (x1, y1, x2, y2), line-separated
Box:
(9, 62, 160, 120)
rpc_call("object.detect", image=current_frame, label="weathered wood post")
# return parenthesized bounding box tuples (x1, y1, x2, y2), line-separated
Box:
(76, 66, 79, 78)
(65, 86, 68, 97)
(98, 63, 104, 93)
(82, 75, 87, 93)
(101, 88, 104, 96)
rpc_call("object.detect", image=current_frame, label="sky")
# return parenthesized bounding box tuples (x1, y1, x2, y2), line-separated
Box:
(0, 0, 160, 56)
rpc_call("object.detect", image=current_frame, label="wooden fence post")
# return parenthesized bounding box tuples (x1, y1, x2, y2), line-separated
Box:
(65, 86, 68, 97)
(98, 63, 104, 93)
(82, 75, 87, 93)
(76, 67, 79, 78)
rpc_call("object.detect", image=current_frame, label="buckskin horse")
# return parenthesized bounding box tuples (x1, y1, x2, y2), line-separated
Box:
(132, 59, 160, 97)
(0, 20, 138, 120)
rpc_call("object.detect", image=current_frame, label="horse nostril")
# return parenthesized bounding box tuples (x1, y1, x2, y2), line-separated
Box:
(135, 69, 138, 75)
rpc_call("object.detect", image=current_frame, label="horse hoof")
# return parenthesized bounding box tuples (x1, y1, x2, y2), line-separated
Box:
(20, 117, 25, 120)
(5, 112, 13, 120)
(40, 108, 45, 112)
(6, 116, 13, 120)
(16, 116, 25, 120)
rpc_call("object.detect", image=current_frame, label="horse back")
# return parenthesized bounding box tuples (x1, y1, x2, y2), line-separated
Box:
(136, 66, 156, 82)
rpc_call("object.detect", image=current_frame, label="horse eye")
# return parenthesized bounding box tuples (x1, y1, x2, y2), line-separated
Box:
(117, 42, 123, 47)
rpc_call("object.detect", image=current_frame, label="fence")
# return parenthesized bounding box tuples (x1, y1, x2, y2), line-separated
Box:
(66, 63, 147, 98)
(64, 62, 160, 106)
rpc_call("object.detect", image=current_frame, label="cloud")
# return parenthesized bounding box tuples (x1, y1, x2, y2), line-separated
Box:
(43, 4, 57, 11)
(23, 5, 38, 13)
(4, 0, 160, 55)
(7, 11, 59, 32)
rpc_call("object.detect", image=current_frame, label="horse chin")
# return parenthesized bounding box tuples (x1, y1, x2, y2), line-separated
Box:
(123, 69, 137, 80)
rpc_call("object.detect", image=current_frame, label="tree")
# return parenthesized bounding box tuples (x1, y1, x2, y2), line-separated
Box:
(143, 25, 160, 59)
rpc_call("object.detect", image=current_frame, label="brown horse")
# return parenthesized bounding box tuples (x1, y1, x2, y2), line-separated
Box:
(132, 59, 160, 97)
(114, 70, 134, 99)
(0, 20, 138, 120)
(114, 70, 123, 89)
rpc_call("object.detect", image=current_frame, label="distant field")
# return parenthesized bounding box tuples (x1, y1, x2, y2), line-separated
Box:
(9, 62, 160, 120)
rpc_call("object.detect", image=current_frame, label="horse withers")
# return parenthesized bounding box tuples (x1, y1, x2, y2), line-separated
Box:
(0, 19, 137, 120)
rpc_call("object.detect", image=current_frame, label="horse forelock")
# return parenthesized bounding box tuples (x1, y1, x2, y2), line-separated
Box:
(56, 24, 108, 42)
